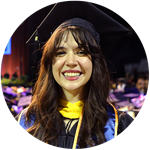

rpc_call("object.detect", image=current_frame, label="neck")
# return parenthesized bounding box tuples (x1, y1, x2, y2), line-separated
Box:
(59, 87, 86, 104)
(63, 90, 82, 103)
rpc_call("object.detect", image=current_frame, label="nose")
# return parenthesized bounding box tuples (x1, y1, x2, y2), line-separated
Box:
(65, 52, 78, 67)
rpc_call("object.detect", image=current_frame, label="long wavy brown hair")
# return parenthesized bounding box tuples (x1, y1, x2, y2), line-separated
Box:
(25, 26, 110, 148)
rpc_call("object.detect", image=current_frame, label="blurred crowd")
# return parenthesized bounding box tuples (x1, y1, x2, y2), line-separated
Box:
(108, 71, 148, 118)
(1, 71, 33, 87)
(109, 71, 149, 95)
(1, 71, 33, 117)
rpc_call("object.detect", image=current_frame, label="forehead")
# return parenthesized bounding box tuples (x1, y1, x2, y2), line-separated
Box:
(59, 30, 79, 47)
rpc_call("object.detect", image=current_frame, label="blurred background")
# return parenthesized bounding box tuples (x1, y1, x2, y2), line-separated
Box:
(0, 3, 149, 118)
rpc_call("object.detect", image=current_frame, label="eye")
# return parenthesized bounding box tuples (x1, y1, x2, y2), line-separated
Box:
(77, 50, 88, 56)
(56, 51, 66, 56)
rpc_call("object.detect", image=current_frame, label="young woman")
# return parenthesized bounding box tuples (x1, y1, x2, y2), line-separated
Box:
(17, 18, 133, 148)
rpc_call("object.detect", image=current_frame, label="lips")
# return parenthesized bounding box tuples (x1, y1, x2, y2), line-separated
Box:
(62, 70, 82, 74)
(62, 70, 82, 80)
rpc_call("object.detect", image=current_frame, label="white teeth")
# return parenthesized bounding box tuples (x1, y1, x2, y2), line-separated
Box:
(64, 72, 80, 77)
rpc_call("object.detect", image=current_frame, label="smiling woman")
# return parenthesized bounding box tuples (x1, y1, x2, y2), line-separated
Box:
(16, 2, 133, 149)
(52, 30, 92, 100)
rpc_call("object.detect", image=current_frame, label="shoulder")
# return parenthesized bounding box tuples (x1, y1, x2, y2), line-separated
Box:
(16, 107, 35, 130)
(107, 102, 133, 135)
(15, 107, 28, 122)
(117, 111, 133, 135)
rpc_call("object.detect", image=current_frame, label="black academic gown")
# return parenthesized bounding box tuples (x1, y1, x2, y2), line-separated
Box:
(17, 103, 133, 148)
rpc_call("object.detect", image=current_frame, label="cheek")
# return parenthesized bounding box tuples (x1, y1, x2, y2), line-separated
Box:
(80, 58, 93, 74)
(52, 59, 64, 76)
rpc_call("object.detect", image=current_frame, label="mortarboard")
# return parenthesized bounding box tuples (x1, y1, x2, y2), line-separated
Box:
(26, 1, 129, 56)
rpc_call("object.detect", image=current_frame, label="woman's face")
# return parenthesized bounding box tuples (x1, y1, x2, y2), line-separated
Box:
(52, 31, 92, 93)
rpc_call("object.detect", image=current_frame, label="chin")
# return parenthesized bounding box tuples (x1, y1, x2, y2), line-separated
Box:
(63, 84, 84, 92)
(64, 87, 80, 92)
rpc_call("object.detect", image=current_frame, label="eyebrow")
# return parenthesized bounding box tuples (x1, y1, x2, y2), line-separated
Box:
(56, 46, 65, 51)
(56, 45, 81, 51)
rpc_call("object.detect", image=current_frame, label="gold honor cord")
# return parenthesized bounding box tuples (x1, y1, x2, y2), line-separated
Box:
(72, 109, 83, 149)
(108, 102, 118, 137)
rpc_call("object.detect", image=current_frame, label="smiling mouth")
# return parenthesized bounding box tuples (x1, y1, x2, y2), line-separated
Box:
(63, 72, 81, 77)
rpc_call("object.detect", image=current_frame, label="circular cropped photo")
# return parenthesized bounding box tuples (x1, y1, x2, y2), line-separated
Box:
(1, 1, 149, 149)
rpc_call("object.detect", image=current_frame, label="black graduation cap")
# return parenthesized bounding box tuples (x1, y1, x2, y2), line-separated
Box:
(26, 1, 129, 56)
